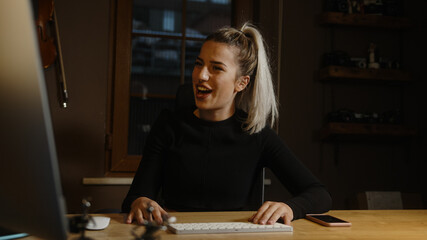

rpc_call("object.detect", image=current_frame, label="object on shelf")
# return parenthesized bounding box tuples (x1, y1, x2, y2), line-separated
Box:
(318, 65, 411, 83)
(327, 109, 402, 124)
(322, 49, 400, 70)
(368, 43, 380, 69)
(324, 0, 404, 16)
(322, 50, 352, 67)
(319, 12, 411, 29)
(320, 122, 416, 141)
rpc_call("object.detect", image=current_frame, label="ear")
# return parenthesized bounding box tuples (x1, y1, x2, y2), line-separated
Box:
(235, 75, 250, 92)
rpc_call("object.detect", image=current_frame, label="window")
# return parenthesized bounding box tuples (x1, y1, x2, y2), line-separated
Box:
(107, 0, 251, 174)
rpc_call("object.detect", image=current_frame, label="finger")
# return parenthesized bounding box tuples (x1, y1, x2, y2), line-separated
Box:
(151, 207, 164, 224)
(135, 209, 145, 225)
(248, 213, 256, 221)
(141, 207, 152, 223)
(258, 205, 279, 225)
(266, 210, 283, 225)
(283, 215, 292, 226)
(126, 212, 134, 224)
(152, 203, 169, 224)
(251, 202, 271, 224)
(281, 209, 293, 226)
(145, 201, 156, 219)
(160, 209, 169, 221)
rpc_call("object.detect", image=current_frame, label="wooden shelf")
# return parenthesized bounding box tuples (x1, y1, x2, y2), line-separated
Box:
(320, 122, 416, 141)
(319, 12, 411, 29)
(318, 66, 411, 84)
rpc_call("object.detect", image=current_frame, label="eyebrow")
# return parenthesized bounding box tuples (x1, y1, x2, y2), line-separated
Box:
(196, 57, 228, 68)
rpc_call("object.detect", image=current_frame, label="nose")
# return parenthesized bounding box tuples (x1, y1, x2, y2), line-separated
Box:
(194, 66, 209, 82)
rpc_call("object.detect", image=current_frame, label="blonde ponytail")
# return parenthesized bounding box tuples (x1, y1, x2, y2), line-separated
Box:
(238, 23, 278, 134)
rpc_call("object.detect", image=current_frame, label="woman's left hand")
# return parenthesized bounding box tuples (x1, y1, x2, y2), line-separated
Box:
(248, 201, 294, 225)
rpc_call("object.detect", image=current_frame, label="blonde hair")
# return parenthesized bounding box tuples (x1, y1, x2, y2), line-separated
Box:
(206, 22, 278, 134)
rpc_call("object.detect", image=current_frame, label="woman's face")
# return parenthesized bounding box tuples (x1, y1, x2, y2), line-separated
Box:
(192, 40, 248, 120)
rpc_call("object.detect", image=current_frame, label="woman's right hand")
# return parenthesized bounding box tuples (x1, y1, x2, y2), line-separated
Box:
(125, 197, 168, 225)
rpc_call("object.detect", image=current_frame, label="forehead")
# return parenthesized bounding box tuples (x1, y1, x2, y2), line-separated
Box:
(199, 41, 238, 66)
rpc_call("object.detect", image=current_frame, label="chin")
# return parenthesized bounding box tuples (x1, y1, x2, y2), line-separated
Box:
(195, 102, 209, 110)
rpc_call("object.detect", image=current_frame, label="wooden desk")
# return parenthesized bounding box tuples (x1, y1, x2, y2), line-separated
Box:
(28, 210, 427, 239)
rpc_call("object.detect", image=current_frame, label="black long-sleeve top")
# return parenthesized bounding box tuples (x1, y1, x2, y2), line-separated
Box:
(122, 108, 331, 220)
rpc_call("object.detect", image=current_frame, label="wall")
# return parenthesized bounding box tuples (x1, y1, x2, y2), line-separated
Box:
(46, 0, 129, 213)
(47, 0, 426, 213)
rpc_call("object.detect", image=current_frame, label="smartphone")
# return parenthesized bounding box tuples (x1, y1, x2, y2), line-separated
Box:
(306, 214, 351, 227)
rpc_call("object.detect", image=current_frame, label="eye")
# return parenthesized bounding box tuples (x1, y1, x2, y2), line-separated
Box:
(194, 60, 203, 67)
(213, 65, 224, 71)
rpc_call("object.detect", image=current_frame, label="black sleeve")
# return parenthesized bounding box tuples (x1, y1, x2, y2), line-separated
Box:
(121, 110, 174, 213)
(260, 128, 332, 220)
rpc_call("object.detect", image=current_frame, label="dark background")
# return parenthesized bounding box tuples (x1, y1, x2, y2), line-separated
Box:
(45, 0, 427, 213)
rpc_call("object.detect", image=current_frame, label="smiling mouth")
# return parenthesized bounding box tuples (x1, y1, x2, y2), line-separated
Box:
(196, 85, 213, 95)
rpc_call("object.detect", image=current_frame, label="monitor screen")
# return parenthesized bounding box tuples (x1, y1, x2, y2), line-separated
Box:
(0, 0, 68, 239)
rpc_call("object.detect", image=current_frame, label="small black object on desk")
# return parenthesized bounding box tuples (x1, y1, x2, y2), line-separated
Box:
(132, 205, 176, 240)
(68, 198, 94, 240)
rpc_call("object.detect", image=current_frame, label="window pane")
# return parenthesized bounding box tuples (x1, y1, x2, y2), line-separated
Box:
(129, 36, 181, 155)
(133, 0, 183, 36)
(186, 0, 232, 38)
(131, 36, 181, 95)
(184, 40, 204, 82)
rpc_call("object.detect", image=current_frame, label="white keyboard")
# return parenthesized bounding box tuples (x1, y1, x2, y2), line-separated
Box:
(168, 222, 293, 234)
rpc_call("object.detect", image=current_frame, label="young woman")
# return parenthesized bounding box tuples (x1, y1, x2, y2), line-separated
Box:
(122, 22, 331, 226)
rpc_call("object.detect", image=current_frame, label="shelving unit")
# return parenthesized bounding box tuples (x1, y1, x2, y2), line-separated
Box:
(318, 65, 411, 84)
(320, 122, 416, 141)
(319, 12, 416, 142)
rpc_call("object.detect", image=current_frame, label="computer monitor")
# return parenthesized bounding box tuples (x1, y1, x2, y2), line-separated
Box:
(0, 0, 68, 239)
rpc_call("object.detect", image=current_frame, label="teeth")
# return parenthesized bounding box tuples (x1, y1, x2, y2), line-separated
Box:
(197, 86, 211, 91)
